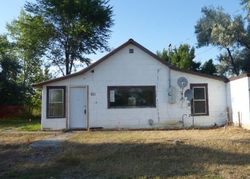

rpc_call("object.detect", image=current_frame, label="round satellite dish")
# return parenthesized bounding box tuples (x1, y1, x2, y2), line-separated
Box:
(184, 89, 193, 101)
(177, 77, 188, 89)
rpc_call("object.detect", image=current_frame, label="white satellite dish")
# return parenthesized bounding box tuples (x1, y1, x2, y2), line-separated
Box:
(184, 89, 193, 101)
(168, 86, 177, 104)
(177, 77, 188, 102)
(177, 77, 188, 89)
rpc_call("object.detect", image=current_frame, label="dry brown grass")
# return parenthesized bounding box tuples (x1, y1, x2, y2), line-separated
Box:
(57, 127, 250, 178)
(0, 132, 58, 178)
(1, 127, 250, 178)
(0, 132, 55, 144)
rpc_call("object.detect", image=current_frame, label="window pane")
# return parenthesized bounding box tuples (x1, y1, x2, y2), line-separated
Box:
(109, 86, 155, 108)
(47, 87, 65, 118)
(194, 87, 205, 100)
(194, 101, 206, 114)
(49, 89, 63, 103)
(48, 103, 64, 117)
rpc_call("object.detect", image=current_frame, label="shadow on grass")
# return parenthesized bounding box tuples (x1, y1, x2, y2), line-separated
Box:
(1, 140, 250, 178)
(0, 142, 62, 179)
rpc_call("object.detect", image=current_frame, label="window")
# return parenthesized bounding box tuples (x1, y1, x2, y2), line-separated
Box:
(190, 84, 208, 116)
(47, 86, 65, 118)
(108, 86, 156, 108)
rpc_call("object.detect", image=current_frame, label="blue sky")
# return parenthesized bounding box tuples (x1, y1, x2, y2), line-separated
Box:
(0, 0, 244, 64)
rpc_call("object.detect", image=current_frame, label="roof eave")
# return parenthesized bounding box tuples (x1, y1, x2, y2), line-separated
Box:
(228, 73, 250, 81)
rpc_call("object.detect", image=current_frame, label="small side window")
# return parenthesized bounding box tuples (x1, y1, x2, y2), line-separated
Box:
(47, 86, 65, 118)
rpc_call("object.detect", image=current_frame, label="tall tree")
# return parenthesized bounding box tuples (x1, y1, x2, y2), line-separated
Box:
(7, 11, 53, 114)
(195, 6, 247, 76)
(0, 35, 25, 105)
(21, 0, 114, 75)
(7, 10, 52, 86)
(157, 44, 201, 71)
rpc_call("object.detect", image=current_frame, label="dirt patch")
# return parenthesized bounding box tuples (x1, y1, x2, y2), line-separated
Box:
(30, 132, 74, 148)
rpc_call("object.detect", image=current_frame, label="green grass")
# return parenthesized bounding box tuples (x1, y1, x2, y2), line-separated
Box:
(0, 118, 41, 131)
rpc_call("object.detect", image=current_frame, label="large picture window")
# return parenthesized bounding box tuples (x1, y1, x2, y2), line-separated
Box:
(191, 84, 209, 116)
(47, 86, 65, 118)
(108, 86, 156, 108)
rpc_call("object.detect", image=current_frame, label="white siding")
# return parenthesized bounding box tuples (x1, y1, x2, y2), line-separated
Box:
(41, 44, 228, 130)
(227, 77, 250, 129)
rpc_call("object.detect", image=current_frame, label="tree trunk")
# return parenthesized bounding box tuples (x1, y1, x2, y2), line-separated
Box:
(69, 57, 74, 74)
(226, 48, 239, 76)
(65, 51, 70, 75)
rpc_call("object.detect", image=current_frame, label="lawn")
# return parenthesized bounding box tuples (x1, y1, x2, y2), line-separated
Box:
(1, 127, 250, 178)
(0, 118, 41, 131)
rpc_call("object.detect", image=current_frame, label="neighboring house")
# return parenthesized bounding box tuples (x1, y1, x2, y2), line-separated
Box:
(34, 39, 248, 130)
(227, 74, 250, 129)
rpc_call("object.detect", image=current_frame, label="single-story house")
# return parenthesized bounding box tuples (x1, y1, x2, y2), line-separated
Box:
(34, 39, 250, 130)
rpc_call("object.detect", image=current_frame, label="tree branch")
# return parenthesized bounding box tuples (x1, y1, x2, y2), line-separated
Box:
(52, 59, 65, 76)
(226, 47, 239, 76)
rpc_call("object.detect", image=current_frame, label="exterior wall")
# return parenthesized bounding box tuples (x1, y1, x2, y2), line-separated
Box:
(41, 44, 228, 130)
(167, 70, 228, 127)
(227, 77, 250, 129)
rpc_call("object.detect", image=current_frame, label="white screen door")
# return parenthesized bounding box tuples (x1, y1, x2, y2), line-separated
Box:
(69, 87, 87, 129)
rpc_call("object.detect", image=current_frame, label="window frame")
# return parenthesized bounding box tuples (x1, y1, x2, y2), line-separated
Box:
(107, 86, 156, 109)
(46, 86, 66, 118)
(190, 83, 209, 116)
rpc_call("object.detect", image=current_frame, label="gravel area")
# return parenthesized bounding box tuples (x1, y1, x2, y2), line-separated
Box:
(30, 132, 74, 148)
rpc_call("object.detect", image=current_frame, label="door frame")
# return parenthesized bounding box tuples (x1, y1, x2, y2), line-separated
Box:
(68, 85, 89, 130)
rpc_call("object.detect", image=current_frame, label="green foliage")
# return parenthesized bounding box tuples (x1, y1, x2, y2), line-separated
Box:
(5, 11, 53, 116)
(157, 44, 201, 71)
(157, 43, 219, 76)
(195, 6, 250, 76)
(195, 7, 245, 48)
(241, 0, 250, 19)
(7, 11, 52, 85)
(241, 48, 250, 73)
(0, 118, 41, 131)
(23, 0, 114, 75)
(200, 59, 217, 75)
(7, 10, 52, 61)
(0, 35, 25, 105)
(1, 0, 113, 117)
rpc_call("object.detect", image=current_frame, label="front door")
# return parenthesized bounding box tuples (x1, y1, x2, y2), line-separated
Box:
(69, 87, 87, 129)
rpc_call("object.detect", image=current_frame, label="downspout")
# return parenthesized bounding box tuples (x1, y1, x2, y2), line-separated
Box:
(168, 68, 171, 88)
(87, 85, 90, 131)
(67, 78, 71, 130)
(168, 44, 172, 89)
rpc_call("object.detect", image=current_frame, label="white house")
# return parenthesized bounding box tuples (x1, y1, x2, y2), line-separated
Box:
(34, 39, 248, 130)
